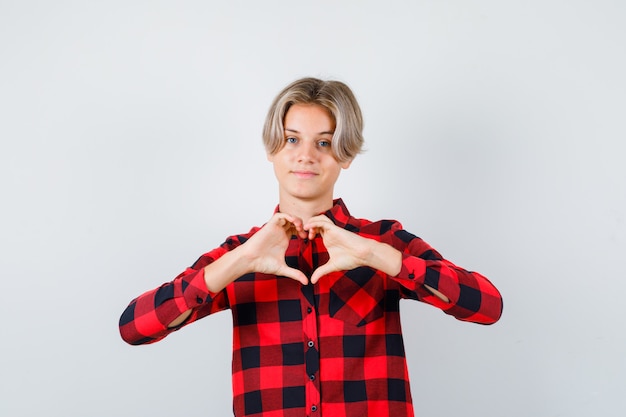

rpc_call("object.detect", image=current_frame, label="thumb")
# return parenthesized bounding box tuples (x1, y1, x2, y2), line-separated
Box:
(277, 266, 309, 286)
(310, 262, 334, 284)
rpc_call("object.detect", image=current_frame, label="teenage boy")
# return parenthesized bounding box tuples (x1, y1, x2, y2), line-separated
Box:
(119, 77, 503, 417)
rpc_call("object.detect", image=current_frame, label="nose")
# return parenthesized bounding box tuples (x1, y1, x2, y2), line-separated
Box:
(297, 140, 317, 163)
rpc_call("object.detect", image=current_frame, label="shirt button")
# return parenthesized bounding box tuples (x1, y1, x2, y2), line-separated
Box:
(309, 374, 315, 381)
(311, 405, 318, 412)
(307, 307, 312, 314)
(307, 340, 314, 348)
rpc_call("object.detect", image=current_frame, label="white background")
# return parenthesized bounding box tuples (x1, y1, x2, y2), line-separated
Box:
(1, 1, 625, 416)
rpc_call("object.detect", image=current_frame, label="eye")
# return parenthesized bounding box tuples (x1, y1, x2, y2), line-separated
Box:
(318, 140, 331, 148)
(286, 137, 298, 144)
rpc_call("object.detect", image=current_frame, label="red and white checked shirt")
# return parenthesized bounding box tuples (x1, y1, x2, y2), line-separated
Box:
(119, 199, 503, 417)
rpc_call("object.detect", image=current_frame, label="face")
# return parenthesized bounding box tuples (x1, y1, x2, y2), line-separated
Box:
(268, 103, 352, 208)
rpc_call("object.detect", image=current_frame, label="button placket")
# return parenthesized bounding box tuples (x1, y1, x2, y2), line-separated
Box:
(300, 239, 321, 415)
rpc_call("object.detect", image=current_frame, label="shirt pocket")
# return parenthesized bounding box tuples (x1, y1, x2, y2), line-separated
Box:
(328, 267, 386, 327)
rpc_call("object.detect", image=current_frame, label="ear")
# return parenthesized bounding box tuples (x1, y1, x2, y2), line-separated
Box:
(340, 158, 353, 169)
(267, 152, 274, 162)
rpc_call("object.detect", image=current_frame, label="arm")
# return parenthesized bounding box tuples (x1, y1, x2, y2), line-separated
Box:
(305, 216, 502, 325)
(352, 237, 451, 303)
(118, 244, 234, 345)
(119, 213, 310, 345)
(393, 243, 502, 325)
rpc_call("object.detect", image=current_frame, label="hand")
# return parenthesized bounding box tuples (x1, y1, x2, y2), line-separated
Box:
(304, 215, 375, 284)
(242, 213, 309, 285)
(304, 215, 403, 284)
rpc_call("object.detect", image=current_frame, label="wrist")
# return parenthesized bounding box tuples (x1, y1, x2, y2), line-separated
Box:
(366, 240, 402, 276)
(203, 246, 255, 293)
(230, 244, 257, 275)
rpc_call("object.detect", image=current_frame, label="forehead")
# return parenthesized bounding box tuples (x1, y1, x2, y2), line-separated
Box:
(284, 103, 335, 132)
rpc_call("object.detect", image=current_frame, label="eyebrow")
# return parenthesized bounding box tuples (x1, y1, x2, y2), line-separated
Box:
(285, 128, 335, 135)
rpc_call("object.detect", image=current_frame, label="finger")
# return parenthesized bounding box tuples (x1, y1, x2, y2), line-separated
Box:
(304, 215, 331, 229)
(310, 263, 335, 284)
(304, 217, 333, 231)
(304, 220, 330, 240)
(271, 215, 292, 231)
(278, 213, 307, 239)
(293, 222, 308, 239)
(305, 224, 330, 240)
(278, 266, 309, 286)
(307, 214, 330, 223)
(282, 213, 303, 228)
(308, 226, 319, 241)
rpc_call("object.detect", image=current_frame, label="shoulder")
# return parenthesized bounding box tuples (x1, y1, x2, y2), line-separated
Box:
(190, 225, 262, 270)
(221, 225, 262, 249)
(349, 216, 402, 235)
(352, 215, 435, 255)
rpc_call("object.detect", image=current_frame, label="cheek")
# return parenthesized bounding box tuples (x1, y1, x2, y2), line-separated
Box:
(271, 154, 292, 173)
(325, 164, 343, 180)
(273, 148, 292, 162)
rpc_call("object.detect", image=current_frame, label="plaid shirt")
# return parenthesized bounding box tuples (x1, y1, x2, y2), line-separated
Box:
(119, 199, 502, 417)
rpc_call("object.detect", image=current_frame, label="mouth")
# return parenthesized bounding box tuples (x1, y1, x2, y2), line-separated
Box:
(292, 170, 318, 179)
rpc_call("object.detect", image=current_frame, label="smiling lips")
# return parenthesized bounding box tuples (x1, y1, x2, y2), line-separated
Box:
(292, 170, 318, 179)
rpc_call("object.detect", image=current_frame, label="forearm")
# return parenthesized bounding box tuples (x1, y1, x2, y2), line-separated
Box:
(364, 240, 449, 302)
(363, 240, 402, 276)
(202, 245, 255, 293)
(396, 253, 502, 324)
(159, 249, 254, 330)
(119, 267, 219, 345)
(119, 245, 237, 344)
(167, 250, 249, 328)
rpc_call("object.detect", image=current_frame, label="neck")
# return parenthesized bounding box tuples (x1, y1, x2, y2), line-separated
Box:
(277, 195, 334, 222)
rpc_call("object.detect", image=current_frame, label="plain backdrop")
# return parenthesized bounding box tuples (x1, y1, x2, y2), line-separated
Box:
(1, 1, 625, 416)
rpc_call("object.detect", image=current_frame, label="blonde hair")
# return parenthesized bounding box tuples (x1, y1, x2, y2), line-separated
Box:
(262, 77, 364, 162)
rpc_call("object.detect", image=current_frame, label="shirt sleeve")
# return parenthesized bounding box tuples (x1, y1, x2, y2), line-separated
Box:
(387, 223, 503, 325)
(118, 234, 249, 345)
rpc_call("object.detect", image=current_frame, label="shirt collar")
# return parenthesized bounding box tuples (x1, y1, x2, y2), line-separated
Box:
(323, 198, 352, 228)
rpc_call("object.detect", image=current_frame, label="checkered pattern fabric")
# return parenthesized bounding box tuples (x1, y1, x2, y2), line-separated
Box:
(120, 199, 503, 416)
